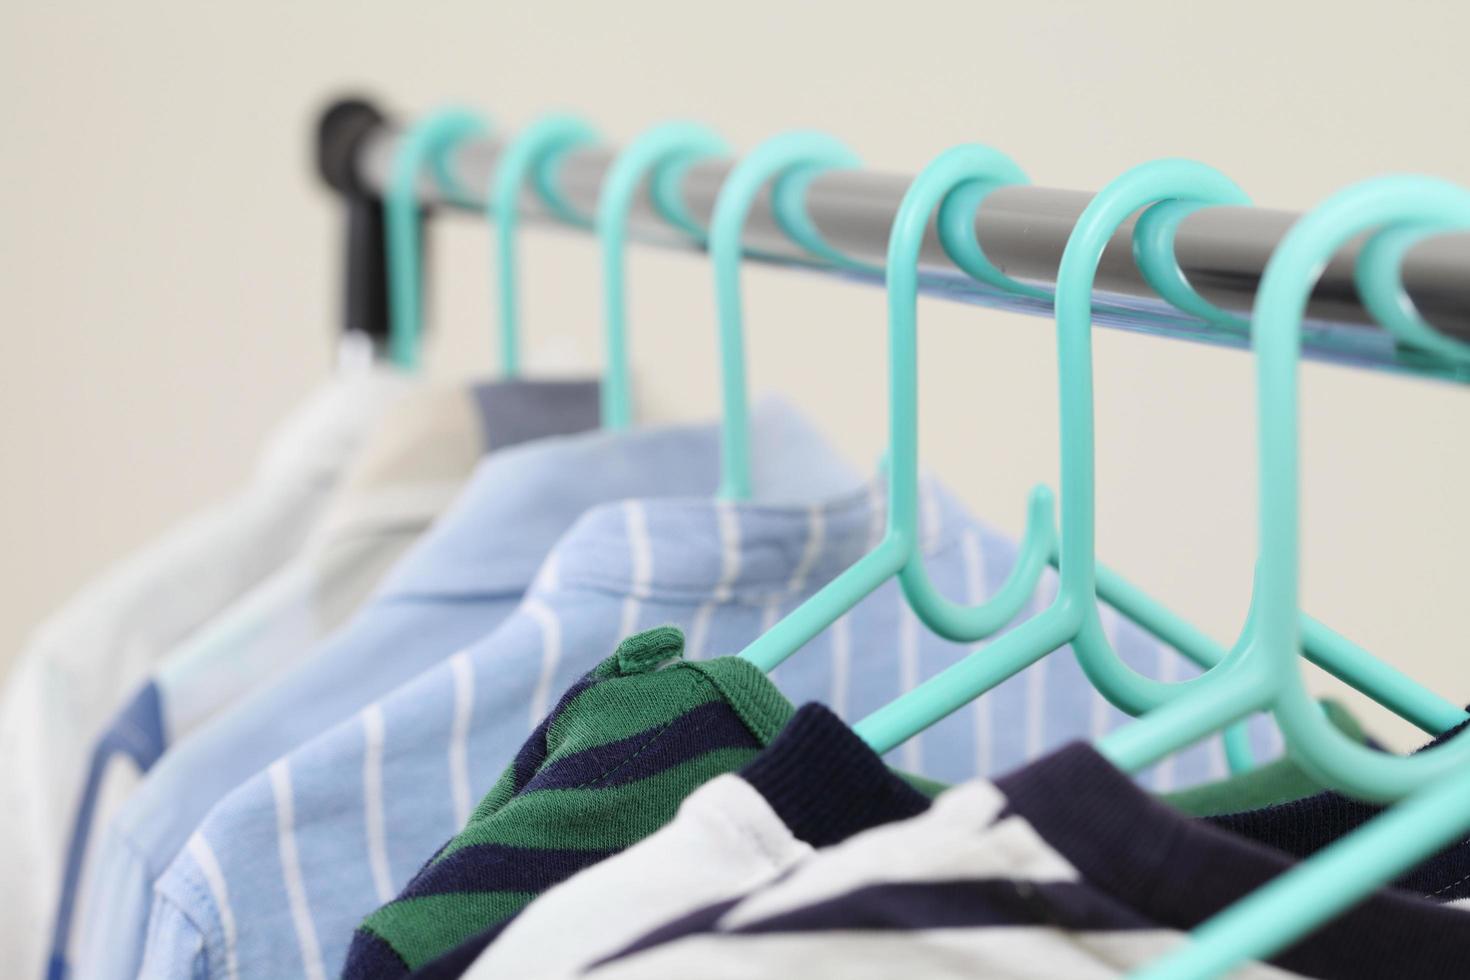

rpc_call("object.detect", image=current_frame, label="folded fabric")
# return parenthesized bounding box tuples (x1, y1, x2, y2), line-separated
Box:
(578, 742, 1470, 979)
(0, 366, 412, 980)
(466, 702, 931, 979)
(49, 378, 599, 979)
(345, 625, 794, 977)
(105, 398, 861, 980)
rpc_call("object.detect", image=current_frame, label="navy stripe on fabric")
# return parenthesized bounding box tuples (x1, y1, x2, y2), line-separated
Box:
(527, 700, 761, 792)
(510, 673, 603, 794)
(728, 879, 1158, 936)
(393, 843, 618, 900)
(342, 927, 411, 980)
(404, 920, 512, 980)
(593, 896, 744, 966)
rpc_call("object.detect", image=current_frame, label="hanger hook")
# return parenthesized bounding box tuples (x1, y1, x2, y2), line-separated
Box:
(488, 113, 600, 377)
(708, 130, 862, 501)
(1048, 159, 1252, 716)
(1356, 223, 1470, 371)
(883, 145, 1059, 642)
(1133, 197, 1252, 333)
(385, 106, 492, 370)
(596, 122, 731, 430)
(1247, 175, 1470, 801)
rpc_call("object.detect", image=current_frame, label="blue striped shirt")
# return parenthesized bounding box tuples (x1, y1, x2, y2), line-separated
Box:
(138, 478, 1277, 980)
(75, 398, 865, 980)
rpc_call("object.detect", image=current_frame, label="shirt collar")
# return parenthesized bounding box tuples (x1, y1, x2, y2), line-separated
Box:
(541, 469, 970, 603)
(997, 742, 1470, 979)
(253, 366, 415, 489)
(377, 397, 864, 601)
(303, 377, 601, 549)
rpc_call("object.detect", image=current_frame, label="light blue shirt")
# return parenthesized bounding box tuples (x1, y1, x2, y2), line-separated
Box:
(136, 475, 1275, 980)
(76, 399, 866, 980)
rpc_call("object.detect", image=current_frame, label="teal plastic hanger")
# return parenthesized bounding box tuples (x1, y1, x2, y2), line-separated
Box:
(852, 158, 1469, 756)
(732, 143, 1053, 675)
(384, 106, 491, 370)
(1357, 223, 1470, 367)
(488, 114, 600, 376)
(596, 122, 731, 429)
(709, 130, 862, 501)
(1133, 198, 1251, 333)
(1106, 175, 1470, 980)
(732, 145, 1252, 772)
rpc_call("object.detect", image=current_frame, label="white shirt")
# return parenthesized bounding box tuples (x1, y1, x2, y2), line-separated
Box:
(0, 366, 410, 980)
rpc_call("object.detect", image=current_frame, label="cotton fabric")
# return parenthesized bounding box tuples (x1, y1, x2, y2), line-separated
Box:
(0, 367, 412, 980)
(141, 467, 1272, 980)
(88, 398, 862, 980)
(49, 379, 600, 979)
(581, 742, 1470, 979)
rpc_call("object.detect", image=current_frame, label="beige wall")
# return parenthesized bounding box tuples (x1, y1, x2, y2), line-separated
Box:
(2, 1, 1466, 750)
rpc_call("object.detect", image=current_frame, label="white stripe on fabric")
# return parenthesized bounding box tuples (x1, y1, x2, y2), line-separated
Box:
(619, 597, 642, 642)
(713, 500, 741, 601)
(524, 599, 563, 726)
(1206, 727, 1230, 782)
(185, 833, 238, 980)
(1152, 639, 1180, 792)
(920, 478, 942, 554)
(788, 504, 825, 595)
(624, 500, 653, 598)
(448, 650, 475, 827)
(718, 781, 1037, 929)
(899, 596, 922, 773)
(759, 596, 784, 682)
(269, 760, 326, 980)
(619, 500, 652, 639)
(1091, 605, 1121, 742)
(533, 549, 561, 593)
(829, 614, 852, 720)
(1025, 572, 1058, 761)
(866, 481, 885, 551)
(761, 597, 782, 632)
(686, 601, 716, 661)
(960, 529, 992, 777)
(361, 705, 393, 903)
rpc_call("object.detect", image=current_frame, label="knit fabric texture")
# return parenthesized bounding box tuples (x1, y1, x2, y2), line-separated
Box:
(342, 625, 794, 979)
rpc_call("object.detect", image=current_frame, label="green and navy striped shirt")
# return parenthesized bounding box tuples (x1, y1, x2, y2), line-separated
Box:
(343, 626, 795, 977)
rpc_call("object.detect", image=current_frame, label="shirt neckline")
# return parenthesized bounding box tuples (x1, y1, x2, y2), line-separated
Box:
(997, 742, 1470, 979)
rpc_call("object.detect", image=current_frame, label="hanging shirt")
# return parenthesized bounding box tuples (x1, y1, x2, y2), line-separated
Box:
(0, 366, 413, 980)
(466, 702, 931, 979)
(345, 625, 795, 977)
(576, 741, 1470, 980)
(467, 697, 1374, 980)
(136, 467, 1268, 980)
(47, 378, 600, 980)
(76, 398, 863, 980)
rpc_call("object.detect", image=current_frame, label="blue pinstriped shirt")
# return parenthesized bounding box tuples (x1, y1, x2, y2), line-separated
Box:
(72, 398, 868, 980)
(137, 476, 1278, 980)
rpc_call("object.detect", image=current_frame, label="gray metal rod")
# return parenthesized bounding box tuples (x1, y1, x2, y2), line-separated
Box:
(356, 124, 1470, 382)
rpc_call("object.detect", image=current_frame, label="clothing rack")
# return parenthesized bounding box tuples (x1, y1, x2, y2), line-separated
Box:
(318, 98, 1470, 382)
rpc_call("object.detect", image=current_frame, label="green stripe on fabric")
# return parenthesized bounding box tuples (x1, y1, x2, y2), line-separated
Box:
(440, 747, 762, 856)
(544, 672, 726, 768)
(360, 890, 535, 971)
(678, 657, 794, 743)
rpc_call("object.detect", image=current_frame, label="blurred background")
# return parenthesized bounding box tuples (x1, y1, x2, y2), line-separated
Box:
(2, 1, 1466, 750)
